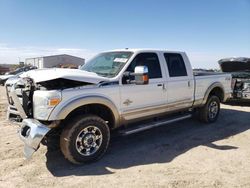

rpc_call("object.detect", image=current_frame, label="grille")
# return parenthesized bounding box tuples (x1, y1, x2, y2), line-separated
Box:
(6, 83, 20, 118)
(6, 84, 23, 105)
(5, 79, 33, 120)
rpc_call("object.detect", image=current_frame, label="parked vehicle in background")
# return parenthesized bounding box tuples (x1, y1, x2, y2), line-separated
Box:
(0, 65, 10, 75)
(5, 49, 231, 164)
(0, 66, 37, 85)
(219, 57, 250, 100)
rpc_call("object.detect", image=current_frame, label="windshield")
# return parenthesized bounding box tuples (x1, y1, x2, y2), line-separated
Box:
(81, 51, 133, 77)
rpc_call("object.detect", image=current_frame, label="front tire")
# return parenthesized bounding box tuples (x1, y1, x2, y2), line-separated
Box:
(1, 80, 6, 86)
(199, 95, 220, 123)
(60, 114, 110, 164)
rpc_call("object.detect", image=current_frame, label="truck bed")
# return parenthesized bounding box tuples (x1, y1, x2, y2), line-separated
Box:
(193, 71, 232, 106)
(193, 71, 225, 76)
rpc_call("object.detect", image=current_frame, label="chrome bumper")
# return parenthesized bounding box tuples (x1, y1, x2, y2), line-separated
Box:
(19, 119, 50, 159)
(233, 91, 250, 100)
(6, 79, 50, 158)
(241, 91, 250, 99)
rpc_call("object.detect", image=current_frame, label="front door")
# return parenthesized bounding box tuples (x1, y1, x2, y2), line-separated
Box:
(120, 52, 167, 121)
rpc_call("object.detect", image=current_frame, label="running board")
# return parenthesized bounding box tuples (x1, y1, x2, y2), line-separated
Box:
(120, 114, 192, 136)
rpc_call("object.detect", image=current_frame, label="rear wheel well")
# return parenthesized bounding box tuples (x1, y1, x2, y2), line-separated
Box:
(64, 104, 115, 130)
(209, 87, 224, 102)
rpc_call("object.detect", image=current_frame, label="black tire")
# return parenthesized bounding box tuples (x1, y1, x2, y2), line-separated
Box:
(1, 80, 6, 86)
(199, 95, 220, 123)
(60, 114, 110, 164)
(42, 128, 61, 151)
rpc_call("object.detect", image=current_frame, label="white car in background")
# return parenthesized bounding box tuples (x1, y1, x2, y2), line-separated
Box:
(0, 66, 37, 85)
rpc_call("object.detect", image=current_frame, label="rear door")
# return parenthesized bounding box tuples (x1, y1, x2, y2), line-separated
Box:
(163, 53, 194, 110)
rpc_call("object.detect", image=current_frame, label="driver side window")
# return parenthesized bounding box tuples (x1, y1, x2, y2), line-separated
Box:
(126, 53, 162, 79)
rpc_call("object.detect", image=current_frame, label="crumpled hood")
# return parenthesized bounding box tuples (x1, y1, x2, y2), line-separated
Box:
(20, 68, 110, 84)
(219, 57, 250, 72)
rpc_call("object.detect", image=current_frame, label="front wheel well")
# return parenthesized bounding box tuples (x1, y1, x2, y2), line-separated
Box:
(208, 87, 224, 102)
(64, 104, 115, 130)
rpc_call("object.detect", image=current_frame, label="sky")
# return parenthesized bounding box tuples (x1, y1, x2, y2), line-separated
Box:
(0, 0, 249, 68)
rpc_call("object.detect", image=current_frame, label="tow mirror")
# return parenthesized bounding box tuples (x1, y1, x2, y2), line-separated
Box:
(134, 66, 149, 85)
(123, 66, 149, 85)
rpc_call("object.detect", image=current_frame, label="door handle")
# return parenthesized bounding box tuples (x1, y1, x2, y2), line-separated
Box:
(157, 83, 166, 90)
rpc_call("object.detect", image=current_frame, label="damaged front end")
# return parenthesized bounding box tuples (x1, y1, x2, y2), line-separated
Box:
(231, 75, 250, 100)
(5, 68, 107, 159)
(219, 57, 250, 100)
(6, 78, 51, 158)
(6, 78, 50, 158)
(6, 75, 98, 158)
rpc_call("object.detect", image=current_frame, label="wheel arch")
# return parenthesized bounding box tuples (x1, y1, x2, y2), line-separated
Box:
(202, 82, 225, 104)
(48, 96, 120, 129)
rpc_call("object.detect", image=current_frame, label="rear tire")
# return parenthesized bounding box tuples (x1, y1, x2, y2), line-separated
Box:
(60, 114, 110, 164)
(199, 95, 220, 123)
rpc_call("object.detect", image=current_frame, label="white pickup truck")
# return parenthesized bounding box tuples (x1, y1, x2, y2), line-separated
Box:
(5, 49, 231, 164)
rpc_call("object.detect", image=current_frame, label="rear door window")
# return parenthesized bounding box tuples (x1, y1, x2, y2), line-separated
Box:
(164, 53, 187, 77)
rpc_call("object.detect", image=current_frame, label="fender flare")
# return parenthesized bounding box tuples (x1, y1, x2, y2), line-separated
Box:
(202, 82, 225, 104)
(48, 95, 120, 128)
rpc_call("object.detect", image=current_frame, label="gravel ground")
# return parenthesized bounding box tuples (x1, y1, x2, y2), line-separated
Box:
(0, 86, 250, 188)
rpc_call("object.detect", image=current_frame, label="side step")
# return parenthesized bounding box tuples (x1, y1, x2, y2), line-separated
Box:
(119, 114, 192, 136)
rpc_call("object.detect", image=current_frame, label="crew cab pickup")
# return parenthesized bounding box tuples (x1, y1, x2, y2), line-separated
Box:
(5, 49, 231, 164)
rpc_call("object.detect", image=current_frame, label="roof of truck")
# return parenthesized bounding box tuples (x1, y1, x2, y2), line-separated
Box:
(108, 48, 185, 54)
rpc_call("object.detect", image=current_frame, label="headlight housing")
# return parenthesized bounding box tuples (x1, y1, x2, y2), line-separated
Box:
(33, 90, 62, 120)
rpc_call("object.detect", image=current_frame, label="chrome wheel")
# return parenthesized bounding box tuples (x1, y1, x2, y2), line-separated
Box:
(75, 126, 103, 156)
(208, 101, 218, 119)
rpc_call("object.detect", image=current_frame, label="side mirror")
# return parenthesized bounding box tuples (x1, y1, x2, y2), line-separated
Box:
(134, 66, 149, 85)
(123, 66, 149, 85)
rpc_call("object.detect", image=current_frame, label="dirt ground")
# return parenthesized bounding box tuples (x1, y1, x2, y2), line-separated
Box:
(0, 86, 250, 188)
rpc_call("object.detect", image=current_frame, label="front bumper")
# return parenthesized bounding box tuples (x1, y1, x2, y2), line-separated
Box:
(239, 91, 250, 99)
(233, 91, 250, 100)
(19, 119, 50, 158)
(6, 79, 51, 158)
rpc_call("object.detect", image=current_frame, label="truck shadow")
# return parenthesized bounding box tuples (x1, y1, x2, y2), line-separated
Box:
(225, 100, 250, 107)
(45, 107, 250, 177)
